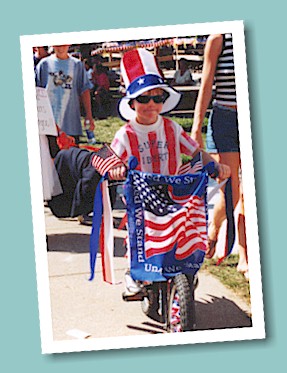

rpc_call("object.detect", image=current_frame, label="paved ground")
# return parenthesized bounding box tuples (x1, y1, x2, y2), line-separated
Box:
(45, 186, 252, 341)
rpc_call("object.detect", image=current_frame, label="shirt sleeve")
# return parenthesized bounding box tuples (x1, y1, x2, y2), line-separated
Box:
(77, 60, 93, 95)
(111, 128, 128, 163)
(35, 60, 48, 88)
(179, 125, 199, 156)
(183, 70, 192, 83)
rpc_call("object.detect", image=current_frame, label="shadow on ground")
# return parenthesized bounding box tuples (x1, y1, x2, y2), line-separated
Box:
(195, 295, 252, 330)
(126, 295, 252, 334)
(47, 233, 126, 256)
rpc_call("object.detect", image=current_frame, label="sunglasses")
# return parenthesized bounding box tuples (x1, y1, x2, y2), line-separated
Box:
(134, 93, 168, 104)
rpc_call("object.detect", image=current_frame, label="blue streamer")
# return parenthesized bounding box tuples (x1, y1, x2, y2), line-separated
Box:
(224, 177, 235, 256)
(89, 176, 105, 281)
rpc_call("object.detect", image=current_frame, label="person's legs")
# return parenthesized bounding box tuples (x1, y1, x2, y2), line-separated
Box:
(206, 152, 241, 257)
(236, 191, 249, 279)
(205, 105, 248, 270)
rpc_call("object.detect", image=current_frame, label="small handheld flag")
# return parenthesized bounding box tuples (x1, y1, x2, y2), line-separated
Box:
(92, 143, 125, 176)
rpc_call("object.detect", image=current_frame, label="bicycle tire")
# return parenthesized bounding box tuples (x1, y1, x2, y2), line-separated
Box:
(168, 274, 196, 332)
(141, 283, 166, 323)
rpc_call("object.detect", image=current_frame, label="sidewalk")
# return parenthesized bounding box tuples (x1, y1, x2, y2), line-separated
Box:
(45, 185, 252, 341)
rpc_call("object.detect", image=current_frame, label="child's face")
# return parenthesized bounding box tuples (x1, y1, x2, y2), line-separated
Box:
(53, 45, 70, 59)
(131, 88, 165, 125)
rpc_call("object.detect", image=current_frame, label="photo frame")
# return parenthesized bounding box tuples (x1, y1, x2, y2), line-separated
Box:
(20, 20, 265, 354)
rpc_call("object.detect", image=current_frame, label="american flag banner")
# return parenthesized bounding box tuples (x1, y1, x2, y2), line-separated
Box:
(92, 143, 125, 176)
(124, 168, 209, 282)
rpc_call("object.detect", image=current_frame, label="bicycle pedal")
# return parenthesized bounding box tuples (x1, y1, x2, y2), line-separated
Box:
(122, 290, 146, 302)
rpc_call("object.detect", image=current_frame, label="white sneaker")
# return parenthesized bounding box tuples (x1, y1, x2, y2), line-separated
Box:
(124, 271, 143, 294)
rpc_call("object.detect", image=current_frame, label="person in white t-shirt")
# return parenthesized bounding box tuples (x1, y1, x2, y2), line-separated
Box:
(172, 58, 194, 86)
(84, 59, 93, 82)
(36, 45, 94, 144)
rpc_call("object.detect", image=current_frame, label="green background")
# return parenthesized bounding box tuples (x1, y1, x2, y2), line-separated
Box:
(1, 0, 285, 371)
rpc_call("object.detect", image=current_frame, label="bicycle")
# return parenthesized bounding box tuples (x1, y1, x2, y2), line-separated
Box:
(122, 157, 220, 333)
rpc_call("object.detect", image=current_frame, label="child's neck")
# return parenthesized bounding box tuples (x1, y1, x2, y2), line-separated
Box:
(55, 53, 69, 60)
(136, 115, 159, 126)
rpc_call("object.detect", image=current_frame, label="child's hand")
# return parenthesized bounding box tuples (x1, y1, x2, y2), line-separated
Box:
(85, 116, 95, 131)
(108, 165, 127, 180)
(216, 163, 231, 180)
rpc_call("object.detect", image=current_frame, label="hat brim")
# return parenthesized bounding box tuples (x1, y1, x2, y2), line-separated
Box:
(118, 84, 182, 121)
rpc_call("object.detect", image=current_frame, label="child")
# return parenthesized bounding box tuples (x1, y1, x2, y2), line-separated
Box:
(110, 48, 230, 180)
(109, 48, 230, 298)
(36, 45, 94, 144)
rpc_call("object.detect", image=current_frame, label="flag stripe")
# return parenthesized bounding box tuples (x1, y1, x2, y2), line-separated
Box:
(145, 216, 206, 248)
(126, 124, 141, 168)
(175, 240, 207, 260)
(100, 180, 115, 284)
(143, 195, 207, 259)
(145, 208, 206, 231)
(180, 130, 198, 156)
(178, 162, 203, 175)
(91, 144, 124, 176)
(164, 119, 177, 174)
(124, 49, 146, 85)
(145, 221, 207, 242)
(145, 234, 206, 259)
(148, 131, 160, 174)
(145, 232, 206, 254)
(145, 219, 206, 244)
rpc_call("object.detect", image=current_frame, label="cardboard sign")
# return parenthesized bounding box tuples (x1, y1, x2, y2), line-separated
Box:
(36, 87, 57, 136)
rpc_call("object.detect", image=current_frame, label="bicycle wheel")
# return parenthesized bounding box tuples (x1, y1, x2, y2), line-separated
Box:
(141, 283, 166, 323)
(168, 274, 196, 332)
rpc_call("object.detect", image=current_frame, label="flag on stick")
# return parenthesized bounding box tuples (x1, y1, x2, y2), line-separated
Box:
(178, 152, 203, 175)
(92, 143, 125, 176)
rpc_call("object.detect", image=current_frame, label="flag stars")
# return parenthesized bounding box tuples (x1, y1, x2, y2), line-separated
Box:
(132, 173, 181, 216)
(137, 78, 145, 85)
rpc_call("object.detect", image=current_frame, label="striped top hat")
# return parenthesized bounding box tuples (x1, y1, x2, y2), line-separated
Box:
(118, 48, 181, 121)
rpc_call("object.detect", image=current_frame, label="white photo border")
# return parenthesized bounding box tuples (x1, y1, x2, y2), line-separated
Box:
(20, 20, 265, 354)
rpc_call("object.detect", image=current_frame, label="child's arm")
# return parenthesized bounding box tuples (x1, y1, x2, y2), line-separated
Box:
(81, 89, 95, 130)
(199, 149, 231, 179)
(108, 131, 128, 180)
(178, 124, 230, 179)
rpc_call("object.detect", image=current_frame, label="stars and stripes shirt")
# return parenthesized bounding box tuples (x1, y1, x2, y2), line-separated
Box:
(111, 116, 199, 175)
(214, 33, 237, 107)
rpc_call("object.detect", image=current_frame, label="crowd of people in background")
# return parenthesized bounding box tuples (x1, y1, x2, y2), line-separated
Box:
(34, 46, 117, 124)
(33, 46, 203, 125)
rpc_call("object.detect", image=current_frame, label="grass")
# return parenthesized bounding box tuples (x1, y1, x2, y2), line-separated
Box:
(80, 116, 124, 144)
(201, 254, 251, 305)
(80, 115, 207, 146)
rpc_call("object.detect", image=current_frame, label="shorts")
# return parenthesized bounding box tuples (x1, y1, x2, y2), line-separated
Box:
(206, 103, 240, 153)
